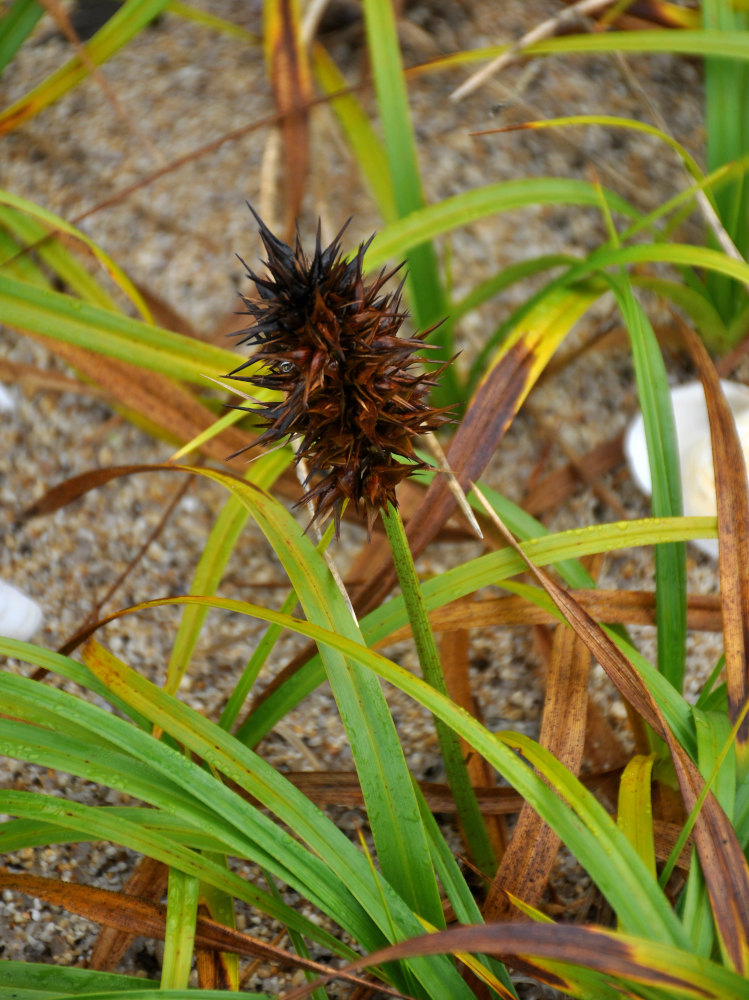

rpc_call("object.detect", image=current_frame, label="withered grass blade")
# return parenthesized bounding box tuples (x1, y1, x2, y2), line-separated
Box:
(0, 870, 403, 996)
(88, 855, 168, 971)
(483, 624, 590, 922)
(523, 433, 625, 516)
(282, 921, 745, 1000)
(381, 590, 723, 644)
(678, 319, 749, 766)
(28, 334, 262, 467)
(441, 628, 507, 860)
(196, 900, 236, 990)
(264, 0, 312, 232)
(279, 769, 621, 817)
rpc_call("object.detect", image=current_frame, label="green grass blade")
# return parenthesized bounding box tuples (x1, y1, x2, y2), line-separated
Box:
(0, 983, 268, 1000)
(680, 851, 716, 958)
(630, 276, 729, 352)
(617, 754, 658, 882)
(165, 491, 249, 692)
(0, 788, 343, 952)
(1, 636, 475, 997)
(79, 593, 692, 945)
(195, 861, 239, 991)
(0, 190, 152, 317)
(263, 872, 330, 1000)
(0, 272, 238, 383)
(495, 114, 705, 185)
(450, 253, 576, 327)
(429, 29, 749, 70)
(675, 711, 738, 959)
(609, 274, 686, 692)
(0, 669, 373, 954)
(361, 0, 453, 400)
(237, 514, 706, 754)
(0, 714, 222, 826)
(694, 709, 736, 820)
(467, 276, 604, 395)
(219, 476, 446, 930)
(0, 0, 44, 77)
(0, 810, 238, 855)
(79, 644, 477, 998)
(363, 179, 639, 270)
(161, 868, 199, 988)
(221, 587, 298, 733)
(619, 155, 749, 247)
(0, 207, 119, 309)
(165, 451, 289, 696)
(0, 961, 158, 994)
(461, 480, 595, 590)
(0, 0, 170, 132)
(0, 225, 53, 285)
(311, 43, 396, 222)
(515, 230, 749, 359)
(5, 587, 694, 946)
(381, 503, 495, 876)
(414, 791, 517, 997)
(166, 0, 259, 43)
(703, 0, 749, 322)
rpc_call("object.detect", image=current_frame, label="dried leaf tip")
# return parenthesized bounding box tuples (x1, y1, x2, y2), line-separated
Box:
(227, 207, 453, 535)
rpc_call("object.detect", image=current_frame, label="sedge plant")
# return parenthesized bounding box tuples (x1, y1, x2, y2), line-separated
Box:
(1, 1, 749, 997)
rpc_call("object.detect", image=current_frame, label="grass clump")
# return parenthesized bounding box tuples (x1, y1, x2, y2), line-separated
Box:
(1, 2, 749, 997)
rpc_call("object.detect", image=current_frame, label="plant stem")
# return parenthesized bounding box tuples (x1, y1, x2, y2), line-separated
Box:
(381, 502, 496, 877)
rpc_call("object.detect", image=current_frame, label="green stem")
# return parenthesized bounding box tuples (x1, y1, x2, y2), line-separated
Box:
(161, 867, 199, 988)
(381, 502, 496, 876)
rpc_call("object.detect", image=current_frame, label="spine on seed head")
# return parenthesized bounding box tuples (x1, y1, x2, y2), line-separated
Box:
(227, 206, 452, 535)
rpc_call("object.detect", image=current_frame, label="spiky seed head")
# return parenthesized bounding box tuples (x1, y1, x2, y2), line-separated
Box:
(227, 207, 452, 535)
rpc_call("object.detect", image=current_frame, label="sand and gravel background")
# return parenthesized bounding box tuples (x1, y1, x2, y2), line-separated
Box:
(0, 1, 729, 993)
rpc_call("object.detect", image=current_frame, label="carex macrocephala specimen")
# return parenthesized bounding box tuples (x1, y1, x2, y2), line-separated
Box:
(227, 207, 453, 536)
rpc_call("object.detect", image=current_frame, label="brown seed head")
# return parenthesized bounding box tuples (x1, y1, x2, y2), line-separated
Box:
(227, 207, 452, 535)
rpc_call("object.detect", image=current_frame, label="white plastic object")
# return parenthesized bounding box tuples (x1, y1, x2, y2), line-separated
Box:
(624, 380, 749, 559)
(0, 580, 43, 641)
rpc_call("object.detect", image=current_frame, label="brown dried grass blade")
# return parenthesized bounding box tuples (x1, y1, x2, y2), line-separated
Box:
(409, 341, 535, 559)
(441, 629, 506, 859)
(28, 334, 260, 465)
(380, 590, 723, 644)
(0, 358, 109, 398)
(280, 769, 621, 817)
(522, 434, 624, 516)
(483, 624, 590, 922)
(264, 0, 313, 232)
(129, 282, 200, 339)
(472, 489, 749, 973)
(281, 922, 729, 1000)
(88, 855, 168, 971)
(196, 902, 235, 990)
(677, 319, 749, 763)
(0, 870, 402, 995)
(21, 464, 181, 523)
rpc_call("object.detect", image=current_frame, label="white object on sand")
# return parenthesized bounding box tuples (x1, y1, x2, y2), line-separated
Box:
(0, 580, 43, 641)
(0, 385, 15, 413)
(624, 380, 749, 559)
